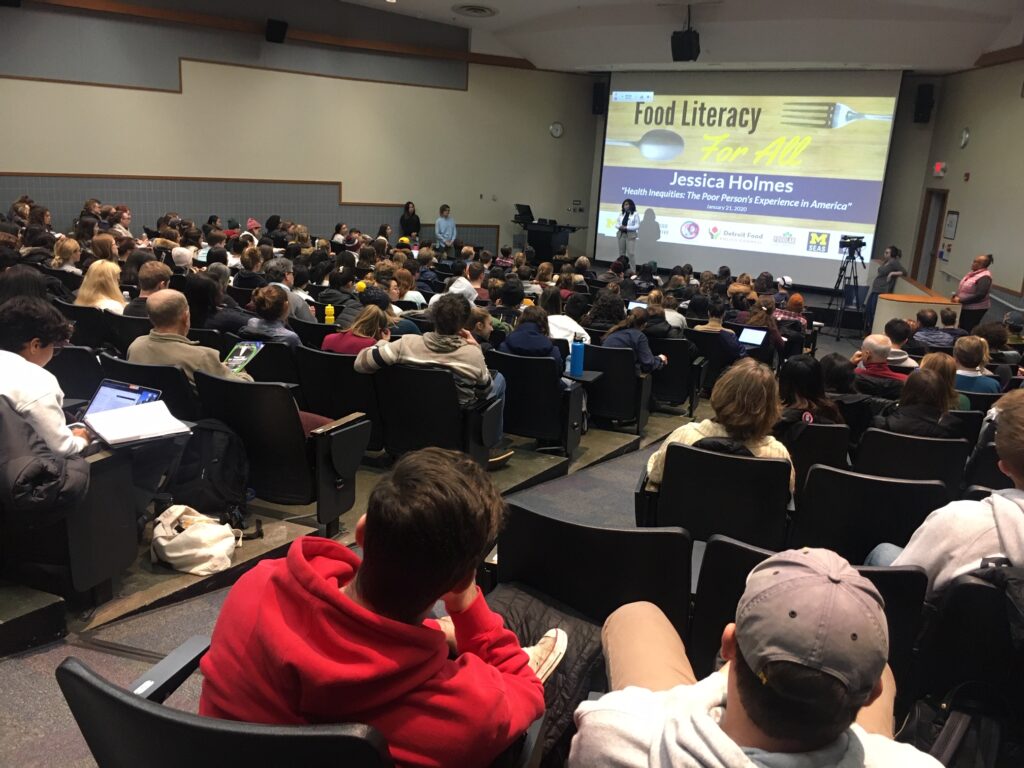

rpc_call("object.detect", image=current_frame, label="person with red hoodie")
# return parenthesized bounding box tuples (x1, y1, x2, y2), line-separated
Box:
(199, 448, 564, 767)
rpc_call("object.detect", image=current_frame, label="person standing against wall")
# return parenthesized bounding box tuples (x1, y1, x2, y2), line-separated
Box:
(952, 253, 994, 332)
(435, 204, 457, 258)
(864, 245, 904, 333)
(400, 201, 421, 241)
(616, 199, 639, 262)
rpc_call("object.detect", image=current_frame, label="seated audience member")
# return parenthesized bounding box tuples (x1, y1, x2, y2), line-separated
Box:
(973, 321, 1021, 365)
(123, 261, 172, 317)
(127, 290, 252, 384)
(632, 261, 661, 294)
(868, 388, 1024, 596)
(466, 306, 496, 352)
(570, 549, 937, 766)
(0, 297, 90, 455)
(873, 368, 965, 439)
(753, 270, 775, 296)
(233, 246, 267, 290)
(773, 291, 808, 331)
(686, 293, 709, 320)
(428, 260, 477, 305)
(242, 285, 301, 348)
(494, 245, 515, 269)
(883, 318, 919, 370)
(693, 298, 745, 364)
(556, 272, 575, 302)
(642, 304, 680, 340)
(499, 305, 562, 367)
(582, 289, 626, 331)
(121, 248, 156, 286)
(647, 358, 793, 489)
(171, 246, 195, 274)
(290, 264, 313, 303)
(264, 257, 315, 320)
(322, 305, 390, 354)
(50, 237, 82, 275)
(75, 259, 127, 314)
(662, 294, 686, 329)
(1004, 310, 1024, 345)
(602, 308, 666, 373)
(773, 274, 794, 306)
(913, 308, 954, 348)
(539, 286, 590, 345)
(394, 267, 427, 308)
(354, 294, 510, 462)
(563, 292, 590, 327)
(533, 261, 555, 289)
(360, 285, 420, 336)
(852, 334, 907, 399)
(821, 352, 895, 446)
(727, 272, 755, 299)
(941, 307, 969, 339)
(953, 335, 1001, 393)
(723, 292, 749, 323)
(744, 296, 785, 352)
(773, 354, 843, 444)
(317, 267, 362, 328)
(416, 250, 439, 288)
(920, 351, 971, 411)
(597, 260, 625, 284)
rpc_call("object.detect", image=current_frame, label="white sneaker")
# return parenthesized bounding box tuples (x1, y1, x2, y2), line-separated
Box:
(524, 628, 568, 684)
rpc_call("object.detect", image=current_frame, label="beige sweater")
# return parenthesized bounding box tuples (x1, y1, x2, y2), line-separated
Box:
(646, 419, 793, 490)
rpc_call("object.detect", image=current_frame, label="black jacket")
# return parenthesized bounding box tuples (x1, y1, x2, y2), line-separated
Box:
(399, 213, 421, 238)
(873, 404, 965, 440)
(317, 287, 362, 329)
(0, 397, 89, 524)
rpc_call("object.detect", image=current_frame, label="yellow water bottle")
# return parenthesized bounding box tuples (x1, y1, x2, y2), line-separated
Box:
(324, 304, 335, 325)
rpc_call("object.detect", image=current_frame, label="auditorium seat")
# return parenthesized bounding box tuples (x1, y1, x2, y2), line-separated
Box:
(964, 442, 1012, 491)
(38, 264, 82, 292)
(723, 322, 774, 366)
(98, 354, 201, 421)
(294, 347, 383, 452)
(682, 328, 738, 392)
(224, 285, 253, 306)
(102, 311, 153, 357)
(45, 346, 104, 402)
(187, 327, 222, 353)
(289, 316, 337, 349)
(647, 336, 704, 415)
(581, 344, 651, 434)
(635, 443, 790, 550)
(853, 428, 969, 495)
(957, 389, 1002, 412)
(223, 333, 301, 388)
(485, 350, 584, 458)
(53, 299, 109, 350)
(371, 364, 501, 467)
(194, 372, 370, 537)
(689, 536, 927, 711)
(789, 465, 948, 563)
(781, 423, 849, 502)
(948, 409, 984, 449)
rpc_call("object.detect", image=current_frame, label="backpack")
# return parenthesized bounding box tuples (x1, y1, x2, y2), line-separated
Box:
(166, 419, 248, 516)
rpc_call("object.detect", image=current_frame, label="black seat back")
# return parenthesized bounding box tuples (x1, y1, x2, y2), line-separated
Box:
(55, 657, 392, 768)
(194, 372, 313, 505)
(103, 311, 154, 357)
(964, 442, 1012, 490)
(54, 299, 109, 349)
(854, 428, 969, 495)
(582, 344, 647, 426)
(225, 285, 253, 306)
(498, 504, 692, 638)
(947, 409, 984, 449)
(647, 336, 698, 409)
(187, 327, 222, 352)
(655, 443, 790, 549)
(485, 350, 563, 442)
(98, 353, 202, 421)
(290, 317, 337, 349)
(294, 346, 383, 452)
(689, 536, 927, 701)
(781, 423, 849, 500)
(682, 328, 734, 390)
(958, 389, 1003, 412)
(45, 346, 104, 401)
(791, 465, 949, 563)
(223, 334, 300, 386)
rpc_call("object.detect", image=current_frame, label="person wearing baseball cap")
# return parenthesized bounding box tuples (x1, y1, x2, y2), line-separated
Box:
(570, 548, 939, 766)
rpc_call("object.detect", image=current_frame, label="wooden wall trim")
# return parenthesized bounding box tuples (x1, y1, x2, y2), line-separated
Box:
(974, 42, 1024, 69)
(29, 0, 535, 70)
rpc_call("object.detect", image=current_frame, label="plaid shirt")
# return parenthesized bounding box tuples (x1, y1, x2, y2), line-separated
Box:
(773, 308, 807, 330)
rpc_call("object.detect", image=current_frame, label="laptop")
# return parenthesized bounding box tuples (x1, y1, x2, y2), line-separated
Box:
(627, 301, 648, 311)
(738, 327, 768, 347)
(514, 203, 535, 223)
(84, 379, 162, 419)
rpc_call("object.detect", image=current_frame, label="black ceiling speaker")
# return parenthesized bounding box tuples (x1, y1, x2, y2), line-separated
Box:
(671, 5, 700, 62)
(265, 18, 288, 44)
(913, 83, 935, 124)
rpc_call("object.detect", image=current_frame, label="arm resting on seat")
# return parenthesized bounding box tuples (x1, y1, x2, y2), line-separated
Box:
(127, 635, 211, 703)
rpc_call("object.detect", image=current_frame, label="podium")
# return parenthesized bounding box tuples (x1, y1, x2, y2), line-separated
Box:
(516, 220, 584, 263)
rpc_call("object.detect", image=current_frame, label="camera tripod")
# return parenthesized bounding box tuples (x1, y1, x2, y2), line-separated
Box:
(826, 248, 864, 340)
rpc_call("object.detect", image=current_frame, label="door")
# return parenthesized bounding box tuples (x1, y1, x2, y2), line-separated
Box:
(912, 189, 948, 287)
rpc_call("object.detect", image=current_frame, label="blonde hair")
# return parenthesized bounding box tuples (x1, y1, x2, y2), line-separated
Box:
(347, 305, 390, 339)
(954, 335, 989, 370)
(535, 262, 554, 284)
(76, 260, 126, 308)
(710, 358, 781, 441)
(920, 352, 961, 411)
(51, 237, 81, 269)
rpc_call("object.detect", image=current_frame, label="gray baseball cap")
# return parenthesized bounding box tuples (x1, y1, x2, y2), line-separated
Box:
(736, 548, 888, 698)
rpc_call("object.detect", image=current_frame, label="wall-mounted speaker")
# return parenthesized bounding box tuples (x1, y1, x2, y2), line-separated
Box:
(265, 18, 288, 44)
(0, 0, 23, 7)
(671, 29, 700, 62)
(592, 82, 608, 116)
(913, 83, 935, 124)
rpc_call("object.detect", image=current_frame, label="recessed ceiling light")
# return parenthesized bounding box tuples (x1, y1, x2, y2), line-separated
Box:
(452, 4, 498, 18)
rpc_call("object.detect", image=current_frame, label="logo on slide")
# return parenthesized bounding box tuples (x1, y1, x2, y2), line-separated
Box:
(680, 221, 700, 239)
(774, 232, 797, 245)
(709, 226, 721, 240)
(806, 232, 830, 253)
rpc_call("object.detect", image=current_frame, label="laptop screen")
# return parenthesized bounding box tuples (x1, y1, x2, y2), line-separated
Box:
(514, 203, 534, 221)
(627, 301, 647, 311)
(85, 379, 161, 417)
(738, 327, 768, 346)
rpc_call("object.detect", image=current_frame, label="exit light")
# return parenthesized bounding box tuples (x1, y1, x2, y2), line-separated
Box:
(933, 161, 947, 177)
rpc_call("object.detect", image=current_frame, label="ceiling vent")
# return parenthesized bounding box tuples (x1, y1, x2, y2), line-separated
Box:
(451, 4, 498, 18)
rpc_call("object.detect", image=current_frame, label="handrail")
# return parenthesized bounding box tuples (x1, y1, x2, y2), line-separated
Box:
(938, 269, 1022, 311)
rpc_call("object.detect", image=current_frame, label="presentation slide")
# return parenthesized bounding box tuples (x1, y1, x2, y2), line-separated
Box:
(595, 83, 898, 287)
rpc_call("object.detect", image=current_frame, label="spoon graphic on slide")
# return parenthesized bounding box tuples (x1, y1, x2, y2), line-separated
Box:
(606, 129, 685, 162)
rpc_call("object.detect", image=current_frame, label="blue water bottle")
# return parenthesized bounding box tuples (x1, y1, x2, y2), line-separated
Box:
(570, 334, 584, 377)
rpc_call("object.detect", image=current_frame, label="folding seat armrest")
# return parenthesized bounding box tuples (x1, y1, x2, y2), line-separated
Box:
(634, 469, 658, 526)
(127, 635, 211, 703)
(476, 396, 503, 447)
(311, 412, 371, 479)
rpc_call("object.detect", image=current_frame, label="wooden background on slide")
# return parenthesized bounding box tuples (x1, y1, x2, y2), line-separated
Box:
(604, 96, 895, 181)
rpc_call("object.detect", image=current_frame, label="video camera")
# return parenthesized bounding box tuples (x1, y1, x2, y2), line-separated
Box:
(839, 234, 866, 264)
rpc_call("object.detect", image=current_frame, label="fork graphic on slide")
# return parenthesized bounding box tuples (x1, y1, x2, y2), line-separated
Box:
(781, 102, 892, 129)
